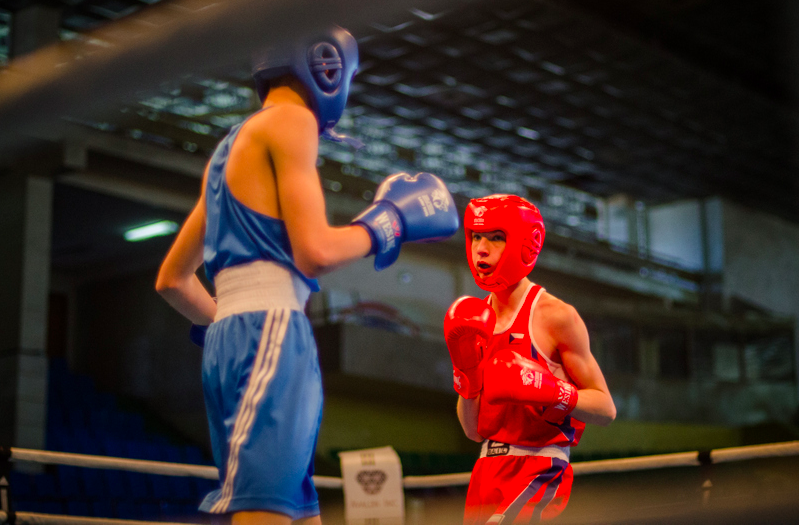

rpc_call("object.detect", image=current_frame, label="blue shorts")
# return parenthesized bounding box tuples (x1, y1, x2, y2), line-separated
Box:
(198, 308, 323, 519)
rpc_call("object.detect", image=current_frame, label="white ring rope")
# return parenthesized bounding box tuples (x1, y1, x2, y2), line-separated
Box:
(403, 472, 472, 489)
(709, 440, 799, 464)
(12, 511, 189, 525)
(7, 440, 799, 492)
(10, 448, 218, 481)
(572, 450, 702, 476)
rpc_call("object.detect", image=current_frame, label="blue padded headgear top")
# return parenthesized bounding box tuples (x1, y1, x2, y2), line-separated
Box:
(252, 26, 359, 137)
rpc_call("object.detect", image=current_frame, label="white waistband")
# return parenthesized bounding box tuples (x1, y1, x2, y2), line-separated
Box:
(480, 440, 570, 463)
(214, 261, 311, 321)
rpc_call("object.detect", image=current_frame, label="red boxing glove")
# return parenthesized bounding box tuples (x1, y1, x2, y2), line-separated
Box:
(484, 349, 578, 423)
(444, 296, 496, 399)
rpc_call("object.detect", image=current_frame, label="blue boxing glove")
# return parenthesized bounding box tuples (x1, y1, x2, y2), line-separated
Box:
(189, 324, 208, 348)
(352, 172, 459, 271)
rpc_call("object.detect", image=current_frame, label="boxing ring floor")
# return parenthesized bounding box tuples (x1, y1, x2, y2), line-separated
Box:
(3, 441, 799, 524)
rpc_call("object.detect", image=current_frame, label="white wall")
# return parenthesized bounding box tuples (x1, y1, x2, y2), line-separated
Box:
(647, 199, 705, 272)
(722, 201, 799, 316)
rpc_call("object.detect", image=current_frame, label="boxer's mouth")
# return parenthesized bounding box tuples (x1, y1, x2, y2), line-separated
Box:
(477, 261, 492, 272)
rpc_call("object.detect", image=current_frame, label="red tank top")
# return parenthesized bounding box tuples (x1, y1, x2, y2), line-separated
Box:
(477, 284, 586, 447)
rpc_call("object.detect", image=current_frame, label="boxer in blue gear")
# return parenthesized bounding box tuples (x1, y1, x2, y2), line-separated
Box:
(156, 26, 458, 524)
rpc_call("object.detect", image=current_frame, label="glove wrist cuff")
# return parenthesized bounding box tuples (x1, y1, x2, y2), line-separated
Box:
(352, 202, 403, 270)
(453, 365, 482, 399)
(542, 381, 578, 424)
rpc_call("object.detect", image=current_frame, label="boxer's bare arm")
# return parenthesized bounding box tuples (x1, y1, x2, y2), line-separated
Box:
(263, 104, 372, 278)
(156, 169, 217, 325)
(542, 297, 616, 426)
(457, 395, 483, 442)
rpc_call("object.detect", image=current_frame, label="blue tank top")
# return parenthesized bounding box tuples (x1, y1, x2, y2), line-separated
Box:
(203, 110, 320, 292)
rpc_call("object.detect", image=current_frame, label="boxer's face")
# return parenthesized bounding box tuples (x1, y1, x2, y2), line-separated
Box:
(471, 230, 506, 279)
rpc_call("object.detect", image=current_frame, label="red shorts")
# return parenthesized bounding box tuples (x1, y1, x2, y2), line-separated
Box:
(464, 444, 573, 524)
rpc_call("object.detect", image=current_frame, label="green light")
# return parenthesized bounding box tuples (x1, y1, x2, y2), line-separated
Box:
(124, 220, 179, 242)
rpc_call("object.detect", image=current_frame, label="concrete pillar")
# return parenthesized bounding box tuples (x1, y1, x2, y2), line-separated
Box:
(1, 5, 60, 450)
(0, 174, 53, 449)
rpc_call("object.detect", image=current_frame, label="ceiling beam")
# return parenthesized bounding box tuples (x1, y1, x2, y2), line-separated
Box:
(0, 0, 459, 155)
(64, 127, 207, 177)
(59, 170, 197, 212)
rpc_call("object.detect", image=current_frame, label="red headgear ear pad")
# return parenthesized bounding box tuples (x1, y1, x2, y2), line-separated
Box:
(521, 239, 535, 266)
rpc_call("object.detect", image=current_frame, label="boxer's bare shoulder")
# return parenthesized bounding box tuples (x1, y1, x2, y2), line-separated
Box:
(535, 292, 580, 334)
(535, 292, 593, 371)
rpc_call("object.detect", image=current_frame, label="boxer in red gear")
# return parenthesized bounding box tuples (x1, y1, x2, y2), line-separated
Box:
(450, 195, 616, 524)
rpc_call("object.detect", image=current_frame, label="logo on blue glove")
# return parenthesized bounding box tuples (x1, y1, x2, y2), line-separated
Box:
(374, 211, 397, 251)
(417, 189, 451, 217)
(431, 189, 451, 212)
(417, 189, 452, 217)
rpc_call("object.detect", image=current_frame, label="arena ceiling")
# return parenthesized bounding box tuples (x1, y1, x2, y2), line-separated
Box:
(1, 0, 798, 230)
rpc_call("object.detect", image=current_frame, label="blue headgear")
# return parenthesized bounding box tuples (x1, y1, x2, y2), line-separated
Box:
(252, 26, 359, 144)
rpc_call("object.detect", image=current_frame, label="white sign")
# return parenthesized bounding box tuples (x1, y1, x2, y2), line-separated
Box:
(339, 446, 405, 525)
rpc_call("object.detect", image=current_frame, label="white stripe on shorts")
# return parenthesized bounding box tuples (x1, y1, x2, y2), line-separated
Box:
(211, 308, 290, 513)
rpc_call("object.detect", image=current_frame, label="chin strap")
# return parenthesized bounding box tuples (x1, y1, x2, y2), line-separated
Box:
(321, 127, 365, 150)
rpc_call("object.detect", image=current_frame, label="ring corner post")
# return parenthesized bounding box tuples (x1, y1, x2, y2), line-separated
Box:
(0, 446, 16, 525)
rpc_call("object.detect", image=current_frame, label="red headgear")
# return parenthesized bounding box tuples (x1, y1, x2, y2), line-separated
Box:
(464, 195, 545, 292)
